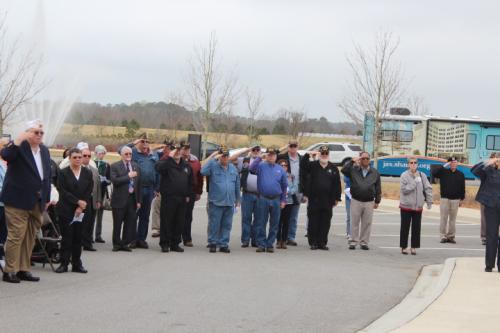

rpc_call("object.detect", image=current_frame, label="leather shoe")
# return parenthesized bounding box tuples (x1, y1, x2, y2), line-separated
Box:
(3, 272, 21, 283)
(241, 243, 249, 248)
(256, 247, 265, 253)
(447, 238, 456, 244)
(219, 247, 230, 253)
(349, 244, 356, 250)
(112, 246, 121, 252)
(361, 244, 370, 250)
(128, 241, 137, 249)
(72, 266, 88, 273)
(170, 246, 184, 253)
(136, 240, 149, 249)
(95, 237, 105, 243)
(286, 240, 298, 246)
(266, 247, 274, 253)
(120, 246, 132, 252)
(55, 264, 68, 273)
(17, 271, 40, 281)
(209, 245, 216, 253)
(318, 245, 329, 251)
(485, 267, 493, 272)
(440, 238, 447, 243)
(83, 246, 97, 252)
(183, 241, 193, 247)
(161, 247, 170, 253)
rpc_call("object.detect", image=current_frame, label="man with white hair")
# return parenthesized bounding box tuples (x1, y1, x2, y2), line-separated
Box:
(2, 120, 51, 283)
(110, 146, 142, 252)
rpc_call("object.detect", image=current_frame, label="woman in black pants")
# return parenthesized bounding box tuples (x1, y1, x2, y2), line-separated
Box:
(55, 148, 93, 273)
(399, 157, 433, 255)
(276, 160, 299, 249)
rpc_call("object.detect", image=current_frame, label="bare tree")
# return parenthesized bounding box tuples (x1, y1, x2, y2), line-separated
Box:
(245, 87, 263, 144)
(279, 107, 308, 140)
(406, 94, 428, 116)
(338, 31, 406, 162)
(185, 31, 238, 157)
(0, 13, 46, 135)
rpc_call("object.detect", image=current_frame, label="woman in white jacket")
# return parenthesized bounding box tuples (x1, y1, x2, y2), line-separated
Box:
(399, 157, 433, 255)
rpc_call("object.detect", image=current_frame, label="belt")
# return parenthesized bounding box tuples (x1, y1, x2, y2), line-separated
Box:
(243, 190, 258, 195)
(260, 194, 280, 200)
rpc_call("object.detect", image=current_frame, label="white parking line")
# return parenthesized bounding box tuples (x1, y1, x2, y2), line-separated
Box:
(379, 246, 484, 251)
(363, 234, 480, 238)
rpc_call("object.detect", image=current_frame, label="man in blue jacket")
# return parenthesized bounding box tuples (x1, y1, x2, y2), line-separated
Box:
(249, 147, 288, 253)
(2, 120, 51, 283)
(201, 145, 240, 253)
(128, 133, 158, 249)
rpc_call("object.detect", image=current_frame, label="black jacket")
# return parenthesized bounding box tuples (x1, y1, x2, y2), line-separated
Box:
(56, 166, 93, 220)
(155, 157, 193, 197)
(0, 140, 51, 210)
(471, 162, 500, 208)
(431, 165, 465, 200)
(110, 160, 142, 209)
(302, 154, 342, 208)
(341, 161, 381, 204)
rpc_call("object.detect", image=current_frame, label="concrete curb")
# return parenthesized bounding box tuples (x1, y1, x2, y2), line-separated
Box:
(357, 258, 457, 333)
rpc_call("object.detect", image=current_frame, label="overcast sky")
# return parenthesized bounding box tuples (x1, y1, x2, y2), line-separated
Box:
(3, 0, 500, 122)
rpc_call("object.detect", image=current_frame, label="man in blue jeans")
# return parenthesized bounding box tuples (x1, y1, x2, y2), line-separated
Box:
(230, 145, 262, 247)
(250, 147, 288, 253)
(128, 133, 158, 249)
(201, 146, 240, 253)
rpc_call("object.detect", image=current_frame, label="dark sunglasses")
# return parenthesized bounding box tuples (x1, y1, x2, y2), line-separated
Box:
(320, 152, 329, 156)
(409, 161, 417, 164)
(140, 140, 149, 144)
(33, 130, 44, 136)
(289, 144, 298, 148)
(360, 157, 370, 160)
(71, 156, 82, 159)
(82, 154, 91, 158)
(251, 148, 261, 152)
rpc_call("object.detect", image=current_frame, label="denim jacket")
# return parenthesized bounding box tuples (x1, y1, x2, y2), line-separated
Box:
(201, 159, 241, 207)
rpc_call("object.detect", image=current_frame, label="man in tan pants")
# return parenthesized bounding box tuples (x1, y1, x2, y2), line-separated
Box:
(150, 194, 161, 237)
(2, 120, 52, 283)
(341, 152, 381, 250)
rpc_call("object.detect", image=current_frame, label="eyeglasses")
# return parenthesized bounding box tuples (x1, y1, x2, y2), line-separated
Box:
(82, 154, 91, 158)
(33, 130, 44, 136)
(140, 140, 149, 144)
(289, 144, 298, 148)
(123, 152, 132, 156)
(251, 148, 261, 152)
(71, 156, 82, 159)
(360, 157, 370, 160)
(280, 164, 287, 167)
(409, 161, 417, 164)
(320, 152, 329, 156)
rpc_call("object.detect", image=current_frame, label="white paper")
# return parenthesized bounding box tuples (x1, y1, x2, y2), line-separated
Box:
(70, 213, 85, 225)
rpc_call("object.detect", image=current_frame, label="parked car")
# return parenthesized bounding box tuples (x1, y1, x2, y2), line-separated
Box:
(298, 142, 362, 165)
(201, 141, 220, 159)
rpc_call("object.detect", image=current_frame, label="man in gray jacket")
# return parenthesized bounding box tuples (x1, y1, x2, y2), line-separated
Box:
(341, 152, 381, 250)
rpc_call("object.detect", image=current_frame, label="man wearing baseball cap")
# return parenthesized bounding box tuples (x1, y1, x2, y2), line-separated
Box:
(249, 146, 288, 252)
(431, 156, 465, 244)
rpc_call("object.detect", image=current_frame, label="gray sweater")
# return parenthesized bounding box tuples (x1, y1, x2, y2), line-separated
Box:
(399, 170, 433, 211)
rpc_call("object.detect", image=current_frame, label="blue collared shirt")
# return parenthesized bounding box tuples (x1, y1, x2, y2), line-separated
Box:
(201, 159, 241, 207)
(132, 147, 158, 187)
(249, 157, 288, 202)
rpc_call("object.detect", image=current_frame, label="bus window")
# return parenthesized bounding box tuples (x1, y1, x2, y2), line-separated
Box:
(486, 135, 500, 150)
(397, 130, 413, 142)
(466, 133, 477, 149)
(381, 130, 394, 141)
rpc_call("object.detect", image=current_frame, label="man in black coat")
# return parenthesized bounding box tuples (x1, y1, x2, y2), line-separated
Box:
(1, 120, 51, 283)
(155, 144, 193, 253)
(110, 146, 142, 252)
(302, 146, 342, 250)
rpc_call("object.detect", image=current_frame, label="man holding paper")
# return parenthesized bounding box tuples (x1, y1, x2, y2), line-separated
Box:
(55, 148, 93, 274)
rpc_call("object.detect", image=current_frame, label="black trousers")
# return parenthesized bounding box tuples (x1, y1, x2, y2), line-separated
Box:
(81, 202, 96, 248)
(182, 194, 196, 242)
(277, 204, 294, 242)
(59, 215, 83, 266)
(400, 210, 422, 248)
(160, 195, 187, 248)
(484, 205, 500, 269)
(307, 205, 333, 246)
(112, 195, 137, 247)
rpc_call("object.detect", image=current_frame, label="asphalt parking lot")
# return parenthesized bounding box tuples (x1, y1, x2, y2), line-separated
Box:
(0, 199, 482, 333)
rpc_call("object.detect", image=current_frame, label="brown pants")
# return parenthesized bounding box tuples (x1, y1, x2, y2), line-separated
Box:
(439, 198, 459, 240)
(4, 205, 42, 273)
(151, 194, 161, 233)
(349, 199, 375, 246)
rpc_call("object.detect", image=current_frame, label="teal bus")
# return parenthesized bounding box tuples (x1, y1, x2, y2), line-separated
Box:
(363, 112, 500, 179)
